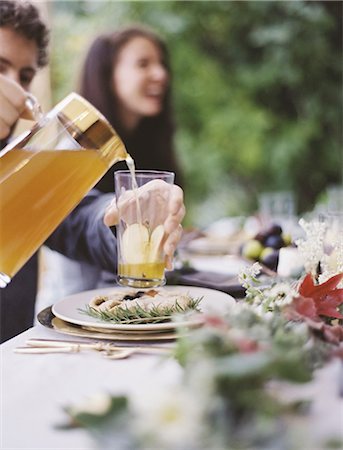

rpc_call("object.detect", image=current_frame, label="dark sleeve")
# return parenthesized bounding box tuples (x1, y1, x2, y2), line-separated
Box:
(45, 189, 117, 273)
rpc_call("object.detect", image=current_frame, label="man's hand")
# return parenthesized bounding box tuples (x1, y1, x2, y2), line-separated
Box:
(0, 74, 35, 140)
(104, 180, 185, 269)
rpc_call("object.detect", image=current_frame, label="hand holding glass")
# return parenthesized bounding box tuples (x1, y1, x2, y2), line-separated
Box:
(114, 170, 179, 288)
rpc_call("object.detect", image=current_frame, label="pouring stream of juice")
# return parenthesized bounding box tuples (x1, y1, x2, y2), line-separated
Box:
(125, 155, 143, 224)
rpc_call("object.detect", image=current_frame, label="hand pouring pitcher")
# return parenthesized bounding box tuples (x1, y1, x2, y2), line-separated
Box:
(0, 92, 127, 287)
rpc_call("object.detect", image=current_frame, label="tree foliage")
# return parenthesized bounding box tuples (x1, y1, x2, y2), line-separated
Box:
(50, 0, 342, 226)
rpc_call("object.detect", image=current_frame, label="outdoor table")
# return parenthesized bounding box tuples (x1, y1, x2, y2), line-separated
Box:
(1, 322, 343, 449)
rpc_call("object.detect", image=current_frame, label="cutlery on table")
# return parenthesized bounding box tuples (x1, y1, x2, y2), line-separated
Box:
(13, 338, 172, 358)
(14, 346, 79, 354)
(105, 348, 137, 359)
(14, 346, 135, 359)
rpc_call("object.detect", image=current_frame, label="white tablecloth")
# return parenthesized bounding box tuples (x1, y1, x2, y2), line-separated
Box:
(1, 324, 343, 449)
(1, 325, 182, 449)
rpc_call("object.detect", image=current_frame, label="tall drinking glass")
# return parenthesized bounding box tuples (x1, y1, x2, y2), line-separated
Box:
(115, 170, 175, 288)
(0, 92, 128, 287)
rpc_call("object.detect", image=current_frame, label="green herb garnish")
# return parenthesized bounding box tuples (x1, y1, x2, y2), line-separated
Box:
(80, 296, 202, 324)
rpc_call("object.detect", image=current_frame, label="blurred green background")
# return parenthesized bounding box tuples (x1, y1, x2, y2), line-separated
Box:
(49, 0, 342, 227)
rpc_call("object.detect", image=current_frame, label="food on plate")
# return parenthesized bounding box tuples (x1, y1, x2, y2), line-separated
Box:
(90, 289, 192, 312)
(83, 289, 202, 324)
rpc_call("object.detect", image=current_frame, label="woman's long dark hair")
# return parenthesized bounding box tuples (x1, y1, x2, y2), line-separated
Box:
(79, 26, 181, 192)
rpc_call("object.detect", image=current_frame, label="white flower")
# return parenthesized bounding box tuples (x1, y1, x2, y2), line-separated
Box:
(319, 230, 343, 284)
(296, 218, 327, 275)
(238, 262, 262, 288)
(296, 217, 343, 283)
(268, 282, 296, 306)
(132, 386, 205, 449)
(68, 392, 112, 416)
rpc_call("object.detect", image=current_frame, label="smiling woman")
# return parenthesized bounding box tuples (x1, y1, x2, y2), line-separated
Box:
(78, 25, 181, 183)
(112, 35, 169, 129)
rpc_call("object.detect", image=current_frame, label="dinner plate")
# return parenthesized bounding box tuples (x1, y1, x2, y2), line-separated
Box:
(52, 285, 236, 332)
(37, 307, 179, 341)
(52, 318, 179, 341)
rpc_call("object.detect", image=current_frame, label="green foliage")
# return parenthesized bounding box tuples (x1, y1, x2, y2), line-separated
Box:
(64, 395, 128, 428)
(50, 0, 342, 225)
(80, 296, 202, 324)
(61, 267, 342, 449)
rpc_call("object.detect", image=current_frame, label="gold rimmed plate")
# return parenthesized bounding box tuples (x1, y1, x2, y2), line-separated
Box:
(37, 307, 179, 341)
(80, 325, 184, 335)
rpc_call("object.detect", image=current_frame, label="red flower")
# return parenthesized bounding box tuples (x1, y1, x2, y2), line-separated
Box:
(288, 296, 318, 321)
(204, 315, 228, 329)
(323, 324, 343, 345)
(296, 273, 343, 320)
(235, 338, 259, 353)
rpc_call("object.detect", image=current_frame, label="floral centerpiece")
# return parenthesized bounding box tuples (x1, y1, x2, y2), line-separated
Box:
(60, 219, 343, 450)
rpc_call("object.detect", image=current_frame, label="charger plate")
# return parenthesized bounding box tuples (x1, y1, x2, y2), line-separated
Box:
(79, 324, 187, 335)
(37, 307, 179, 341)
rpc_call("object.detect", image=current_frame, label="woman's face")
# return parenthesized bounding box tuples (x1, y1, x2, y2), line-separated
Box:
(112, 36, 169, 129)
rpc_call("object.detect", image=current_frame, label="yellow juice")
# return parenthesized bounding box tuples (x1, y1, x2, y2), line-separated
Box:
(0, 148, 108, 278)
(117, 158, 167, 286)
(118, 262, 165, 280)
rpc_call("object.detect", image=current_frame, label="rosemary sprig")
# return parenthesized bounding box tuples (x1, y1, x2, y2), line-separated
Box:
(79, 297, 202, 324)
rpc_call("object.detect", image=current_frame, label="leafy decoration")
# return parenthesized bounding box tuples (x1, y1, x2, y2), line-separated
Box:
(62, 396, 128, 429)
(62, 260, 343, 449)
(80, 297, 202, 324)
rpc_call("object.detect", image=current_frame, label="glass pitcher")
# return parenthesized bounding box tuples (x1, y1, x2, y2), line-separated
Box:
(0, 92, 128, 287)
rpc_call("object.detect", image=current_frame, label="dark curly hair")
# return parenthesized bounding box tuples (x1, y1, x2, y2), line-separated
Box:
(0, 0, 49, 67)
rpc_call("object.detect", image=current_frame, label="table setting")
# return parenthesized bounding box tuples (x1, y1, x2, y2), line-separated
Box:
(0, 2, 341, 448)
(2, 212, 343, 450)
(1, 86, 342, 449)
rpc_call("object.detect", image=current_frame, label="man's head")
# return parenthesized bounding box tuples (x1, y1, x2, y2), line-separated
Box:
(0, 0, 49, 89)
